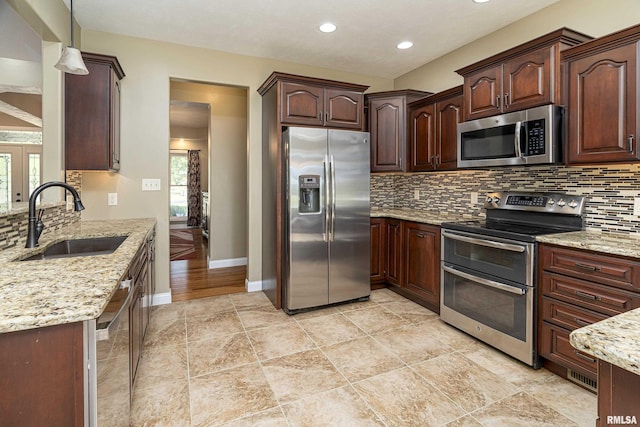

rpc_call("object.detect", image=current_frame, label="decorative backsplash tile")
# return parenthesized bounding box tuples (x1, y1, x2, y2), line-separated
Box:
(65, 170, 82, 197)
(371, 164, 640, 233)
(0, 205, 80, 251)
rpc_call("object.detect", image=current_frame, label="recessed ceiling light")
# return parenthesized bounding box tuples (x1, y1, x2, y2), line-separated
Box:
(319, 23, 337, 33)
(397, 41, 413, 50)
(473, 0, 490, 3)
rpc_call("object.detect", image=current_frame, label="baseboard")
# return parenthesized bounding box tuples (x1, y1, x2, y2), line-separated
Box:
(208, 257, 247, 269)
(151, 292, 172, 306)
(245, 278, 263, 292)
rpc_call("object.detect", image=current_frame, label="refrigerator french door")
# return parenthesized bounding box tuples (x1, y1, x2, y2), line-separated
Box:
(284, 127, 370, 313)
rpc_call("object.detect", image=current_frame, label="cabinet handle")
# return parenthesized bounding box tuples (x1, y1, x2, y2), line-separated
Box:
(416, 233, 426, 238)
(504, 93, 509, 108)
(496, 95, 501, 109)
(574, 262, 600, 272)
(574, 350, 596, 364)
(325, 112, 328, 122)
(575, 290, 599, 301)
(573, 317, 590, 327)
(629, 134, 634, 152)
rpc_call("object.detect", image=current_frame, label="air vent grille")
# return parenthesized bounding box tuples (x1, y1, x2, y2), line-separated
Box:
(567, 369, 597, 393)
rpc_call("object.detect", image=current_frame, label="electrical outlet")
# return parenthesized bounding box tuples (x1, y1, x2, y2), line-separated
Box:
(414, 189, 420, 200)
(470, 192, 478, 206)
(634, 198, 640, 216)
(142, 179, 161, 191)
(108, 193, 118, 206)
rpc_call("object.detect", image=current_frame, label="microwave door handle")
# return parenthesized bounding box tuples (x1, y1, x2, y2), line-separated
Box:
(443, 265, 526, 295)
(514, 121, 523, 158)
(442, 230, 526, 253)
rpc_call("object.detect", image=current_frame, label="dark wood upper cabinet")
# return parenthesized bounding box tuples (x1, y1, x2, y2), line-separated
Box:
(367, 89, 432, 172)
(408, 86, 462, 171)
(562, 24, 640, 165)
(456, 28, 591, 121)
(65, 52, 125, 171)
(263, 73, 367, 130)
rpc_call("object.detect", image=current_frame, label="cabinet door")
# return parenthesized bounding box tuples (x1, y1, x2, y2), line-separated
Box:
(280, 82, 324, 126)
(503, 46, 554, 112)
(370, 97, 406, 172)
(463, 65, 502, 121)
(567, 43, 638, 164)
(435, 94, 463, 170)
(325, 89, 364, 130)
(409, 103, 436, 171)
(384, 219, 403, 286)
(110, 73, 121, 170)
(370, 218, 386, 284)
(129, 284, 142, 386)
(404, 222, 440, 312)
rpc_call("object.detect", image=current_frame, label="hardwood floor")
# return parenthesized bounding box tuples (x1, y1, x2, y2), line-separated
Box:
(170, 227, 246, 302)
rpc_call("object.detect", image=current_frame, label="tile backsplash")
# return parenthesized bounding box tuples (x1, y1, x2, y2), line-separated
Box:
(0, 204, 80, 251)
(371, 164, 640, 234)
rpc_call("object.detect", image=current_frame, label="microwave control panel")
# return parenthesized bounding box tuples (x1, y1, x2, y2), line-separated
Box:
(526, 119, 545, 155)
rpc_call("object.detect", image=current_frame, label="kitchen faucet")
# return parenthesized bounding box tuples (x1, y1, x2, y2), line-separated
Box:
(25, 181, 85, 248)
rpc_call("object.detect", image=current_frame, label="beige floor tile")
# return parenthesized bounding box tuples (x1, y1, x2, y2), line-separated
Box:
(342, 305, 408, 334)
(185, 294, 234, 317)
(261, 349, 347, 403)
(282, 385, 385, 426)
(444, 415, 485, 427)
(291, 305, 340, 320)
(471, 391, 578, 427)
(380, 299, 439, 324)
(323, 336, 404, 383)
(526, 374, 597, 427)
(247, 323, 316, 360)
(428, 319, 479, 350)
(144, 310, 186, 349)
(369, 288, 407, 304)
(230, 291, 273, 310)
(134, 344, 188, 391)
(186, 310, 244, 342)
(221, 407, 289, 426)
(237, 305, 294, 330)
(190, 363, 278, 426)
(150, 301, 185, 322)
(373, 322, 453, 364)
(336, 298, 379, 312)
(297, 312, 366, 347)
(355, 367, 465, 426)
(413, 353, 518, 412)
(130, 379, 191, 427)
(188, 332, 257, 377)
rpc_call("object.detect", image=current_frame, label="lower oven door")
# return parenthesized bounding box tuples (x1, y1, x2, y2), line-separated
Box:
(440, 263, 537, 366)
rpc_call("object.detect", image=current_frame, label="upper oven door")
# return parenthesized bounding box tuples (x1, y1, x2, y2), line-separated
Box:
(441, 229, 534, 285)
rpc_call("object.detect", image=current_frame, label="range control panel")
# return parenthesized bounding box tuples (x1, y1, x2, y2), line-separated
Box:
(484, 192, 586, 215)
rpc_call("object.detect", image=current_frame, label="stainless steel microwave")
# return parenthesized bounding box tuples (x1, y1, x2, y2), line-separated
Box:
(457, 104, 563, 168)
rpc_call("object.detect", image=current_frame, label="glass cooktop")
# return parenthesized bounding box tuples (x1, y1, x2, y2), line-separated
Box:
(441, 219, 576, 243)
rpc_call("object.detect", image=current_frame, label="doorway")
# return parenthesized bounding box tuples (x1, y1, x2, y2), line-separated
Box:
(168, 80, 248, 302)
(0, 133, 42, 208)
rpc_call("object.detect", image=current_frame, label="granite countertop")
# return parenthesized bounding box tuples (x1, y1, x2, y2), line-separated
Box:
(536, 229, 640, 259)
(570, 308, 640, 376)
(370, 207, 474, 225)
(0, 218, 156, 334)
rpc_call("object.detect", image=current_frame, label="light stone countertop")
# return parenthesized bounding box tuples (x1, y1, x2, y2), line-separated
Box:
(370, 207, 475, 225)
(570, 308, 640, 376)
(536, 229, 640, 259)
(0, 218, 156, 334)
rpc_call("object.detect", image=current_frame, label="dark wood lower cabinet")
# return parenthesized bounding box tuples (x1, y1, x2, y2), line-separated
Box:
(370, 218, 386, 285)
(384, 219, 403, 287)
(597, 360, 640, 427)
(0, 322, 84, 427)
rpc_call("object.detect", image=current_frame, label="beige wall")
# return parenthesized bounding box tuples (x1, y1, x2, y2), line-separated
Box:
(79, 30, 393, 296)
(394, 0, 640, 92)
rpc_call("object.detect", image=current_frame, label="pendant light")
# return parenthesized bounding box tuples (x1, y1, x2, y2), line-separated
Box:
(54, 0, 89, 75)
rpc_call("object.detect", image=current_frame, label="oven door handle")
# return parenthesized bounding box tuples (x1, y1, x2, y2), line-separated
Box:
(442, 230, 526, 253)
(96, 282, 134, 341)
(443, 265, 526, 295)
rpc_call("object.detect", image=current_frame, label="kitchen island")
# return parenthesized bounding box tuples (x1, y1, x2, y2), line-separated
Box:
(0, 218, 156, 426)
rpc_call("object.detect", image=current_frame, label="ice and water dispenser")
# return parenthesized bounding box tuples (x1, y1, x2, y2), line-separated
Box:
(299, 175, 320, 214)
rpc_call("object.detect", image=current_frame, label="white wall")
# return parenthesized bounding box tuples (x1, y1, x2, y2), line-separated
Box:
(394, 0, 640, 92)
(78, 30, 393, 296)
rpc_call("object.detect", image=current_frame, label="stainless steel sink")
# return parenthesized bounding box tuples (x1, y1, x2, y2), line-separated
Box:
(19, 236, 127, 261)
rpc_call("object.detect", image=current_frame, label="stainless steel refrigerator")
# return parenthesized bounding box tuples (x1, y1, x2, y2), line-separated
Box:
(283, 127, 370, 313)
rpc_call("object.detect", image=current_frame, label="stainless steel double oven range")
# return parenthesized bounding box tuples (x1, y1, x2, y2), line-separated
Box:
(440, 192, 586, 367)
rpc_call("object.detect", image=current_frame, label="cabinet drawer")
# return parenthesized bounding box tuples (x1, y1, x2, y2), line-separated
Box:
(539, 322, 597, 379)
(541, 245, 640, 292)
(541, 272, 640, 316)
(541, 297, 608, 331)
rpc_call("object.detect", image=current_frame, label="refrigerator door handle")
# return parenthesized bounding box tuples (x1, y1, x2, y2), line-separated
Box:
(330, 155, 336, 242)
(323, 154, 330, 242)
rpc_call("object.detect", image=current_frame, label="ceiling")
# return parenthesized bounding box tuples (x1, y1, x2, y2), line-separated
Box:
(68, 0, 560, 80)
(170, 101, 209, 129)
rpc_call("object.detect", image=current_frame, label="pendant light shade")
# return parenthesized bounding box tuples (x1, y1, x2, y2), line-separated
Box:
(55, 0, 89, 75)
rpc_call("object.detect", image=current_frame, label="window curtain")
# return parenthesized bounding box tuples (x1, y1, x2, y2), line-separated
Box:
(186, 150, 201, 227)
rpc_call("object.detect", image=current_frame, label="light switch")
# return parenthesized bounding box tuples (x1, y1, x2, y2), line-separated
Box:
(108, 193, 118, 205)
(142, 179, 161, 191)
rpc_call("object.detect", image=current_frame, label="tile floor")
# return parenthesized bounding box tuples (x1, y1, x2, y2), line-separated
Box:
(132, 288, 597, 426)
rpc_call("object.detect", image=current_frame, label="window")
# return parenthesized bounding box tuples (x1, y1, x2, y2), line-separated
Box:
(170, 151, 188, 220)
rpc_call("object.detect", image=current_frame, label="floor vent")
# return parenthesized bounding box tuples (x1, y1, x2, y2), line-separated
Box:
(568, 369, 597, 393)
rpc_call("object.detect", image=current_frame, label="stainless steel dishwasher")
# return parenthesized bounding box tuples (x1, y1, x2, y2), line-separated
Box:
(84, 275, 133, 426)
